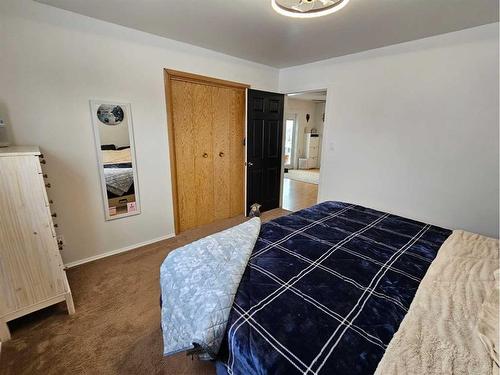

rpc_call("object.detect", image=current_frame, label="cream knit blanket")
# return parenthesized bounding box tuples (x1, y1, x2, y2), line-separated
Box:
(375, 230, 499, 375)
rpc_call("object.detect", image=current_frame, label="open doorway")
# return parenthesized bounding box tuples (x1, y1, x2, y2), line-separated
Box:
(282, 90, 327, 211)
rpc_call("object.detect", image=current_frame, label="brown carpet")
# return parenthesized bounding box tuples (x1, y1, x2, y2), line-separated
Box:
(0, 209, 289, 375)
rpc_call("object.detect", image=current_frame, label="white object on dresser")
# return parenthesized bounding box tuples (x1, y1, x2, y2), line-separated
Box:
(301, 133, 320, 169)
(0, 117, 10, 147)
(0, 146, 74, 342)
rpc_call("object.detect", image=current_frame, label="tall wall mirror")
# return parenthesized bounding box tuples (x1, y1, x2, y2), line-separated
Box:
(90, 100, 141, 220)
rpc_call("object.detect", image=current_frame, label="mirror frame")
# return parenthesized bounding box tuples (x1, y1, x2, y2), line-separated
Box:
(90, 100, 141, 221)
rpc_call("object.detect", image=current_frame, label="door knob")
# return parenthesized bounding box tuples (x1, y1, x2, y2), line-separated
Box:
(203, 153, 208, 158)
(219, 152, 224, 157)
(247, 162, 254, 166)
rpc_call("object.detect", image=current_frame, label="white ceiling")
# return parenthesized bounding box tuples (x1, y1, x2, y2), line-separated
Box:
(35, 0, 499, 68)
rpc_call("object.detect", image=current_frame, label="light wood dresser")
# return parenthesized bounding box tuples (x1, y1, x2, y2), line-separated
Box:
(0, 146, 74, 342)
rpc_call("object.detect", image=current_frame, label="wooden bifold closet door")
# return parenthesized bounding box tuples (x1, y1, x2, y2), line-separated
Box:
(165, 70, 247, 233)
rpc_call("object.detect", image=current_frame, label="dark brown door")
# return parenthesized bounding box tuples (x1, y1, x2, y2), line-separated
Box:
(246, 89, 284, 215)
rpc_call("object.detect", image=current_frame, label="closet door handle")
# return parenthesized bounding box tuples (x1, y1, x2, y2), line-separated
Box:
(202, 153, 208, 158)
(219, 152, 224, 157)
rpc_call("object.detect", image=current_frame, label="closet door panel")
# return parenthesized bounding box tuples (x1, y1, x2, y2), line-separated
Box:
(193, 84, 215, 227)
(229, 89, 245, 217)
(213, 87, 231, 220)
(171, 80, 197, 232)
(167, 70, 247, 233)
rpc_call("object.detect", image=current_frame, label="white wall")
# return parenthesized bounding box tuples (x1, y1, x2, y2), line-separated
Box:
(313, 102, 326, 168)
(280, 23, 499, 238)
(313, 102, 326, 136)
(98, 120, 131, 149)
(0, 0, 279, 265)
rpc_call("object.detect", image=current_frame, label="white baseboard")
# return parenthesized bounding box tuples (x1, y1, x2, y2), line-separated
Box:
(64, 233, 176, 269)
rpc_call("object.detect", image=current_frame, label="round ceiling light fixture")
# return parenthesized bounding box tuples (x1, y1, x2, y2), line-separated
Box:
(271, 0, 350, 18)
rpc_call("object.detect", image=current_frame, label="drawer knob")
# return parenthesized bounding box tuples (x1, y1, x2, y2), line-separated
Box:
(54, 224, 59, 228)
(45, 183, 51, 188)
(40, 159, 46, 164)
(43, 174, 48, 178)
(51, 213, 57, 218)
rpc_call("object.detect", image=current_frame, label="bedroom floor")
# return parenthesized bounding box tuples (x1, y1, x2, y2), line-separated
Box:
(282, 178, 318, 212)
(0, 208, 289, 375)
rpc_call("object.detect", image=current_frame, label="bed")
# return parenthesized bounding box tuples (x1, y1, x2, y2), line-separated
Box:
(160, 201, 499, 375)
(215, 201, 450, 374)
(101, 146, 135, 199)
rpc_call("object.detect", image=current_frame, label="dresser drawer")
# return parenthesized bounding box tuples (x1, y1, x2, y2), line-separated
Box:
(0, 155, 66, 317)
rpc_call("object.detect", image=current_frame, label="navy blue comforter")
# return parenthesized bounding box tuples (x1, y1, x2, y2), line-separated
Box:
(216, 201, 451, 375)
